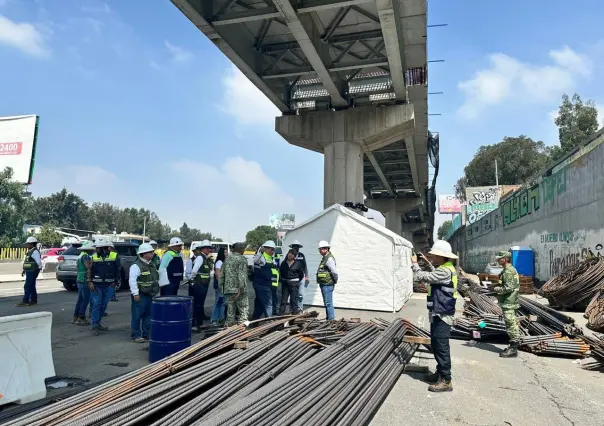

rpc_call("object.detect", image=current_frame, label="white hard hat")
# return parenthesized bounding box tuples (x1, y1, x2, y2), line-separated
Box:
(26, 236, 38, 244)
(95, 240, 112, 248)
(137, 243, 155, 255)
(78, 241, 96, 251)
(149, 240, 158, 246)
(190, 242, 200, 251)
(429, 240, 458, 259)
(169, 237, 183, 247)
(289, 240, 303, 248)
(262, 240, 276, 249)
(199, 240, 212, 249)
(318, 240, 330, 249)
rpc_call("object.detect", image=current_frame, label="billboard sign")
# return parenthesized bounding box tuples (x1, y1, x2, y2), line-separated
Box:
(268, 213, 295, 231)
(438, 195, 462, 214)
(0, 115, 39, 184)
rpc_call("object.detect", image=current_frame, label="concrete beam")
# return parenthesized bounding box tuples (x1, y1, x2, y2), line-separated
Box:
(365, 197, 423, 214)
(171, 0, 290, 112)
(262, 57, 389, 79)
(376, 0, 407, 102)
(365, 152, 394, 196)
(272, 0, 348, 108)
(275, 104, 415, 153)
(403, 136, 420, 194)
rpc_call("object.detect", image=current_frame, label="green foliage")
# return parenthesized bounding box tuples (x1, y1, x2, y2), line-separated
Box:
(454, 136, 551, 201)
(0, 167, 28, 244)
(245, 225, 277, 250)
(170, 222, 221, 244)
(437, 220, 452, 240)
(36, 225, 63, 246)
(551, 93, 600, 162)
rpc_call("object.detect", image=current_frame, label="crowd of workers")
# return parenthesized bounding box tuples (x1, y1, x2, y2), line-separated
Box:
(18, 235, 339, 341)
(411, 240, 520, 393)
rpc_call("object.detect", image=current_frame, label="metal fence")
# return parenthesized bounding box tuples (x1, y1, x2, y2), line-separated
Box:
(0, 247, 27, 261)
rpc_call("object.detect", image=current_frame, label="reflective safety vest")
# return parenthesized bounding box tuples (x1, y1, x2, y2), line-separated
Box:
(77, 252, 90, 282)
(23, 248, 40, 273)
(426, 261, 458, 316)
(165, 249, 184, 281)
(152, 253, 160, 271)
(135, 258, 159, 296)
(193, 254, 213, 286)
(91, 252, 118, 285)
(253, 252, 279, 287)
(316, 252, 335, 285)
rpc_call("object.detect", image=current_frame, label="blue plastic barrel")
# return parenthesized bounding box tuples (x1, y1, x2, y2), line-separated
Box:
(149, 296, 193, 363)
(511, 246, 534, 278)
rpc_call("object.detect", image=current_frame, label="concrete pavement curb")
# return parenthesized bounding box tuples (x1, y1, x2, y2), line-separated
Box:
(0, 274, 55, 283)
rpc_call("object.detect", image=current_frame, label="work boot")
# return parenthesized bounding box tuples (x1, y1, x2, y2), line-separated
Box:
(499, 342, 519, 358)
(96, 325, 109, 332)
(72, 316, 79, 324)
(424, 371, 440, 383)
(16, 302, 29, 307)
(92, 328, 101, 336)
(428, 379, 453, 392)
(77, 317, 90, 326)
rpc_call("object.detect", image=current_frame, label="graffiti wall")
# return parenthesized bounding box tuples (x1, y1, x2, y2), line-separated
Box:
(450, 129, 604, 281)
(465, 186, 500, 224)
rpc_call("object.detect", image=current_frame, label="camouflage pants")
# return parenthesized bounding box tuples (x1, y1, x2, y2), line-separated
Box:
(225, 293, 249, 325)
(502, 309, 520, 343)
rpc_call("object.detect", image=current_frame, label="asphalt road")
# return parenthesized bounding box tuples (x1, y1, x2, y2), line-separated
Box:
(1, 281, 603, 425)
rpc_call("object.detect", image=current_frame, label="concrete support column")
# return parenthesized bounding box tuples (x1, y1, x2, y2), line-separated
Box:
(324, 141, 363, 208)
(383, 209, 402, 236)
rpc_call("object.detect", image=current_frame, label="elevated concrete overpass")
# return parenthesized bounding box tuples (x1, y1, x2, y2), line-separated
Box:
(171, 0, 432, 247)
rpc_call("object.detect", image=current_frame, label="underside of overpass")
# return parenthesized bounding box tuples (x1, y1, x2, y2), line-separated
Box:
(171, 0, 434, 246)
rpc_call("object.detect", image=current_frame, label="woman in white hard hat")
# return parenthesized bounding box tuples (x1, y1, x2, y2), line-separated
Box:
(158, 237, 185, 296)
(316, 240, 338, 320)
(411, 239, 459, 393)
(18, 236, 42, 307)
(130, 243, 160, 343)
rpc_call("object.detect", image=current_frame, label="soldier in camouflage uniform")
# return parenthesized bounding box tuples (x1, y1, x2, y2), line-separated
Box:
(493, 250, 521, 358)
(219, 242, 249, 325)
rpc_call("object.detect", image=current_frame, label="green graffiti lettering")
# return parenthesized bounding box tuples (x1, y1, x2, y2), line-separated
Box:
(520, 191, 528, 217)
(528, 184, 540, 212)
(503, 200, 511, 226)
(511, 195, 519, 223)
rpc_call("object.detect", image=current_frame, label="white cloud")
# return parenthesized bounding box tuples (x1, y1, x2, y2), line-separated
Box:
(218, 65, 280, 126)
(30, 158, 300, 241)
(81, 1, 111, 14)
(0, 14, 50, 58)
(457, 46, 592, 120)
(164, 40, 193, 63)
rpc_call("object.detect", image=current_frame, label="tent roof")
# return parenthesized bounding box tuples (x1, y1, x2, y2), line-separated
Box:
(289, 204, 413, 248)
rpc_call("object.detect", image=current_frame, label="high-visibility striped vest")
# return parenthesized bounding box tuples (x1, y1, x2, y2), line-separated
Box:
(91, 252, 118, 285)
(426, 261, 458, 316)
(316, 252, 335, 285)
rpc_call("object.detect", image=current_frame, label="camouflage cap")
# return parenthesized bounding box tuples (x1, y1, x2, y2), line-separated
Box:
(496, 251, 511, 260)
(232, 242, 246, 251)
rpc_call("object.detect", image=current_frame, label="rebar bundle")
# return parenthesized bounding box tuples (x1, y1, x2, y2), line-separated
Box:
(518, 296, 583, 337)
(528, 338, 590, 357)
(539, 257, 604, 310)
(4, 315, 423, 426)
(581, 334, 604, 371)
(585, 288, 604, 332)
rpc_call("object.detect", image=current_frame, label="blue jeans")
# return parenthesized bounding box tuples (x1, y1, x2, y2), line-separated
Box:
(297, 281, 306, 311)
(160, 280, 180, 296)
(252, 284, 273, 319)
(131, 293, 153, 339)
(320, 284, 335, 320)
(107, 285, 116, 301)
(23, 270, 39, 304)
(74, 281, 91, 318)
(211, 288, 226, 322)
(271, 285, 280, 316)
(90, 286, 111, 327)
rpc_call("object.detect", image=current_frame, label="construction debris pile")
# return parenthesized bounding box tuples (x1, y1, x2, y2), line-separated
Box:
(3, 314, 426, 426)
(539, 256, 604, 310)
(581, 334, 604, 370)
(585, 287, 604, 332)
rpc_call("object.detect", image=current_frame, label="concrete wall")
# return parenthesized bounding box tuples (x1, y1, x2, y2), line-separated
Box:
(451, 129, 604, 282)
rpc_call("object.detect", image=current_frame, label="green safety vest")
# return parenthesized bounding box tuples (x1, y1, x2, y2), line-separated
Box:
(23, 248, 40, 273)
(193, 254, 213, 286)
(77, 252, 91, 282)
(135, 258, 159, 296)
(264, 252, 279, 287)
(426, 261, 458, 315)
(91, 252, 119, 284)
(316, 252, 335, 285)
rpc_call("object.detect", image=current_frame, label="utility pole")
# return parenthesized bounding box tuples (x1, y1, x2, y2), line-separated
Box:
(142, 215, 147, 242)
(495, 159, 499, 187)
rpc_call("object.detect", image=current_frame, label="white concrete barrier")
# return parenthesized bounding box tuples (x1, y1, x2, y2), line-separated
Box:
(0, 312, 55, 405)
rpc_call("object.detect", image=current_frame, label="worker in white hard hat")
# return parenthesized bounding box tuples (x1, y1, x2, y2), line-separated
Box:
(18, 236, 42, 307)
(288, 240, 309, 312)
(158, 237, 185, 296)
(411, 239, 459, 393)
(186, 240, 214, 331)
(72, 241, 95, 325)
(88, 240, 120, 335)
(316, 240, 338, 320)
(251, 240, 280, 319)
(129, 243, 160, 343)
(107, 243, 121, 302)
(149, 240, 160, 270)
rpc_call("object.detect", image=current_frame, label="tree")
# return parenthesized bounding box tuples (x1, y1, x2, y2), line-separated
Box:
(0, 167, 28, 246)
(245, 225, 277, 249)
(551, 93, 600, 162)
(454, 136, 551, 201)
(28, 189, 90, 229)
(437, 220, 452, 240)
(37, 225, 63, 247)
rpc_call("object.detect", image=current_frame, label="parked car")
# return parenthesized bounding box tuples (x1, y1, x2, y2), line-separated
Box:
(56, 242, 138, 291)
(41, 247, 66, 263)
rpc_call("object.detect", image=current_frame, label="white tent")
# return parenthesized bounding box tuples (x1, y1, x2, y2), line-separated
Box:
(282, 204, 414, 312)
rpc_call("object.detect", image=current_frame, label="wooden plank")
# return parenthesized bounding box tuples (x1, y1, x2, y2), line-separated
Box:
(404, 364, 430, 373)
(403, 335, 431, 345)
(233, 341, 248, 349)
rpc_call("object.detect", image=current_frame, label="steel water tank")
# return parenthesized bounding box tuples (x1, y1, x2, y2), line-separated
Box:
(149, 296, 193, 363)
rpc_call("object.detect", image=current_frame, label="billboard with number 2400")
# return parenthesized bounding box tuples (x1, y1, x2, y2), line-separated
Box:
(0, 115, 39, 184)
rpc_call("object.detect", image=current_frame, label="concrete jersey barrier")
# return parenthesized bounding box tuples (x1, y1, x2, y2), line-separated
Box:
(0, 311, 55, 405)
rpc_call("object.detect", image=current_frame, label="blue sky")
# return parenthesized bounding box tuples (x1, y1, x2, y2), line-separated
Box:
(0, 0, 603, 240)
